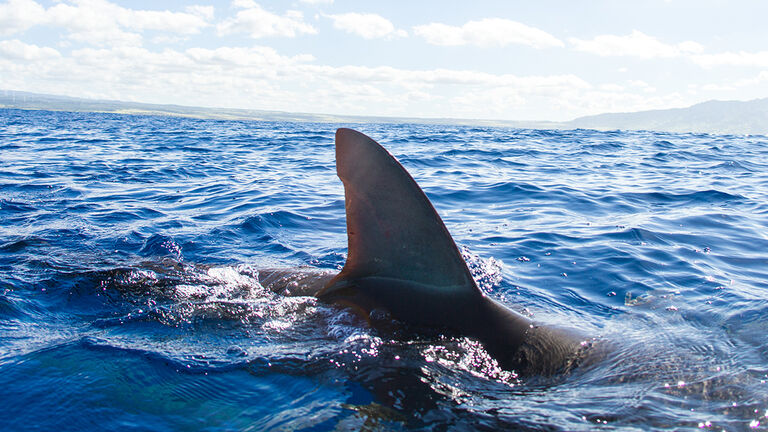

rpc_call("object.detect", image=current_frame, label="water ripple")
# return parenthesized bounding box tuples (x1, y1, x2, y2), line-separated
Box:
(1, 109, 767, 430)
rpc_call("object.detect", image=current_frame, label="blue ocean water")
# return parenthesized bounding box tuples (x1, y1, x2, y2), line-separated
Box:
(1, 108, 767, 431)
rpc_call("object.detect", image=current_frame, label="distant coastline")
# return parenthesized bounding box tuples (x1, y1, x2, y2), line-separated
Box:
(2, 90, 767, 135)
(0, 90, 554, 130)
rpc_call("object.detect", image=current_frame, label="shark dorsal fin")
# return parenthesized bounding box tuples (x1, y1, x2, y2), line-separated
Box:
(327, 128, 479, 294)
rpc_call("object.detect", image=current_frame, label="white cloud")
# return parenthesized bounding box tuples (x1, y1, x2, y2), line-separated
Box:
(4, 37, 689, 121)
(569, 90, 689, 116)
(128, 9, 209, 34)
(413, 23, 463, 46)
(218, 2, 316, 38)
(50, 0, 211, 34)
(185, 5, 215, 21)
(690, 51, 768, 68)
(569, 30, 703, 58)
(0, 0, 46, 35)
(0, 38, 598, 119)
(0, 39, 61, 60)
(151, 35, 187, 45)
(186, 46, 314, 68)
(600, 83, 625, 92)
(232, 0, 256, 8)
(326, 13, 406, 39)
(294, 66, 591, 119)
(699, 83, 735, 92)
(688, 72, 768, 94)
(300, 0, 333, 4)
(0, 0, 213, 46)
(45, 8, 116, 45)
(627, 80, 656, 93)
(697, 72, 768, 91)
(46, 2, 140, 46)
(741, 71, 768, 83)
(413, 18, 563, 49)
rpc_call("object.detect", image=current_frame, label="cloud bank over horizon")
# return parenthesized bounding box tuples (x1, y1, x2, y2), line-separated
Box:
(1, 0, 767, 121)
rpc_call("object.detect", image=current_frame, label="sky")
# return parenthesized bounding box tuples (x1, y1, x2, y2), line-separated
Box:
(1, 0, 768, 121)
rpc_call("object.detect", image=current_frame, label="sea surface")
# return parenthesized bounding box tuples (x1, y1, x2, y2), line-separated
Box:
(1, 108, 767, 431)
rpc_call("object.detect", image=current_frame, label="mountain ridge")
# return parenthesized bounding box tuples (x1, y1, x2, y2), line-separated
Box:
(569, 98, 768, 135)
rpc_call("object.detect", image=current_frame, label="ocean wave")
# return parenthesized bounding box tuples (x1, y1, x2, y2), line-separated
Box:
(1, 109, 767, 430)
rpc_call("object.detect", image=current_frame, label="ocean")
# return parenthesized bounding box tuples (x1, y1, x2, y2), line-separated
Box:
(1, 108, 767, 431)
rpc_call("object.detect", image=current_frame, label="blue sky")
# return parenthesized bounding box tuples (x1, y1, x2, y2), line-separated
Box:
(1, 0, 767, 121)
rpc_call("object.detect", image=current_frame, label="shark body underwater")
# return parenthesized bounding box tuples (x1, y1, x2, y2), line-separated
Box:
(256, 128, 592, 376)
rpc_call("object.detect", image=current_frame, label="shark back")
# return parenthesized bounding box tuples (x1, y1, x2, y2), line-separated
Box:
(316, 128, 586, 375)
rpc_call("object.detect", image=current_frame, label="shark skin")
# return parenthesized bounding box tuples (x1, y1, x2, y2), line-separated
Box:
(265, 128, 590, 375)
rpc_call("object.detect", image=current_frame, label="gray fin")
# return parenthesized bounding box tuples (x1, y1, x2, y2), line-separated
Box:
(321, 128, 479, 296)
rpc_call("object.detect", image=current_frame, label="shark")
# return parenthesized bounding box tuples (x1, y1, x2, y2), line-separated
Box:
(258, 128, 591, 375)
